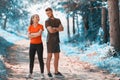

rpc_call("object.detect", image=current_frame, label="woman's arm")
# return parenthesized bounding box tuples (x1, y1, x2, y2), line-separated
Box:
(28, 30, 43, 38)
(28, 32, 32, 39)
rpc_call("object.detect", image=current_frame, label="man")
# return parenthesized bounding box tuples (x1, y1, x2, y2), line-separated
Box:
(45, 7, 64, 78)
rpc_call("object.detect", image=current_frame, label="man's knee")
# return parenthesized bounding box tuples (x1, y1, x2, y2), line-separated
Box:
(47, 53, 52, 58)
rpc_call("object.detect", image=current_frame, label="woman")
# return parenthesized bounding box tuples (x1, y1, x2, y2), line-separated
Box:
(27, 14, 44, 79)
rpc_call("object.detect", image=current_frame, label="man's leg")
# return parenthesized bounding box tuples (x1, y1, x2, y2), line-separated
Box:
(46, 53, 52, 73)
(54, 53, 64, 78)
(54, 53, 59, 73)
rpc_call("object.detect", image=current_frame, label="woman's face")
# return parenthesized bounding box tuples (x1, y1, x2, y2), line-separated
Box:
(46, 10, 53, 18)
(32, 14, 39, 23)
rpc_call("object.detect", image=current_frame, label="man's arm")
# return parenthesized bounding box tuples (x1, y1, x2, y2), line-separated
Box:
(55, 24, 64, 31)
(47, 26, 58, 33)
(47, 24, 64, 33)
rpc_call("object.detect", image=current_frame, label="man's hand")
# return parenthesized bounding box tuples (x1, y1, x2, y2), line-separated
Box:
(47, 24, 63, 33)
(55, 24, 64, 32)
(47, 26, 58, 33)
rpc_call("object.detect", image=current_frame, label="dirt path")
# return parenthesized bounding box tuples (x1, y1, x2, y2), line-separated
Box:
(5, 39, 120, 80)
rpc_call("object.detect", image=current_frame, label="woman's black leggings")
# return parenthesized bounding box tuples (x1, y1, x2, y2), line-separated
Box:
(29, 43, 44, 74)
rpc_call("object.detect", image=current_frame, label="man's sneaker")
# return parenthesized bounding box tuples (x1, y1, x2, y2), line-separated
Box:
(54, 72, 64, 78)
(25, 73, 33, 79)
(40, 73, 45, 79)
(48, 72, 53, 78)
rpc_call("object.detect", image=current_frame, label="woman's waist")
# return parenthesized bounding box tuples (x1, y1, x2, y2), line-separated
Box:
(30, 38, 43, 44)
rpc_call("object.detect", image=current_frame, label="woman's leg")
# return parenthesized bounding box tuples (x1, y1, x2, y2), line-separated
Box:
(29, 44, 36, 74)
(36, 44, 44, 73)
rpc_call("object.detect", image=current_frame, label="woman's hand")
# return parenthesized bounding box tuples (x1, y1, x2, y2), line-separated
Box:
(28, 33, 33, 39)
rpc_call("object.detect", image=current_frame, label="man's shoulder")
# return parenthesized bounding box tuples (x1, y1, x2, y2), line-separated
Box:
(54, 18, 60, 21)
(45, 18, 50, 22)
(45, 18, 60, 23)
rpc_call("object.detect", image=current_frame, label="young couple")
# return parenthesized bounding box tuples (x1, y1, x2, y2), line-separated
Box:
(27, 8, 64, 79)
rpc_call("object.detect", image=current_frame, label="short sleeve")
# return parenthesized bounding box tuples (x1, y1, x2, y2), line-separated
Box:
(38, 24, 44, 31)
(41, 25, 44, 31)
(45, 20, 50, 28)
(58, 19, 61, 25)
(28, 26, 31, 32)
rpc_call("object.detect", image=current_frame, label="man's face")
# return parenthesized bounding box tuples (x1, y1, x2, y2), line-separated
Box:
(46, 10, 53, 18)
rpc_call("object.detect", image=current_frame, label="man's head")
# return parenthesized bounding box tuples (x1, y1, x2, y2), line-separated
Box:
(45, 7, 53, 18)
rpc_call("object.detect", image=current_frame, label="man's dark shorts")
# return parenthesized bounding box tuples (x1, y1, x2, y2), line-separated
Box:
(47, 42, 60, 53)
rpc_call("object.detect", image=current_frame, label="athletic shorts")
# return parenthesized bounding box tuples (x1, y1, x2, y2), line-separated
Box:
(47, 42, 60, 53)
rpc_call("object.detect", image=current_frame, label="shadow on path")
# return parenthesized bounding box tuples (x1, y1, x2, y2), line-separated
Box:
(5, 40, 120, 80)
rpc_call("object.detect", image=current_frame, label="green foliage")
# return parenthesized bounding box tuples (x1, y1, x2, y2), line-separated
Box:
(0, 0, 29, 32)
(53, 0, 104, 42)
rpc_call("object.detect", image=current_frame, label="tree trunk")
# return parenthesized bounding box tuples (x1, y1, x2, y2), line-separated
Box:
(119, 11, 120, 25)
(3, 17, 7, 30)
(67, 15, 70, 39)
(108, 0, 120, 50)
(73, 13, 75, 35)
(83, 16, 89, 31)
(76, 13, 79, 34)
(101, 7, 108, 43)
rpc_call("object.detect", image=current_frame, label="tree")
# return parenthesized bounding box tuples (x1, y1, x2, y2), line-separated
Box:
(53, 0, 102, 41)
(72, 12, 75, 35)
(0, 0, 11, 30)
(0, 0, 29, 32)
(101, 0, 109, 43)
(67, 14, 70, 39)
(101, 7, 108, 43)
(108, 0, 120, 50)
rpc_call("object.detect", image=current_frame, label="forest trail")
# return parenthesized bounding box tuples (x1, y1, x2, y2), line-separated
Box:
(5, 39, 120, 80)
